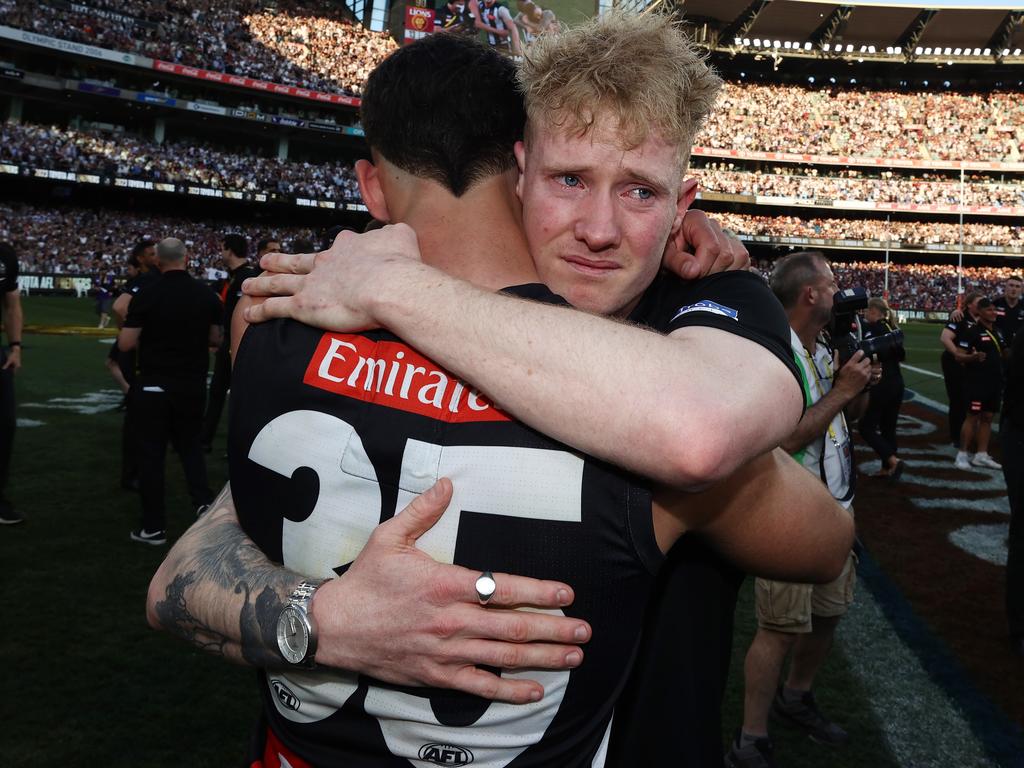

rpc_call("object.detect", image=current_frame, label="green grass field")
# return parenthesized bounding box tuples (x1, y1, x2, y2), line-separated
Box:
(0, 297, 975, 766)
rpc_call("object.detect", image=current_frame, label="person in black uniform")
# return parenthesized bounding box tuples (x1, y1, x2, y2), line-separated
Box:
(940, 291, 982, 449)
(119, 237, 222, 545)
(112, 239, 159, 490)
(200, 234, 261, 452)
(956, 297, 1007, 471)
(1000, 328, 1024, 657)
(994, 275, 1024, 345)
(0, 242, 23, 525)
(859, 296, 906, 478)
(436, 0, 474, 34)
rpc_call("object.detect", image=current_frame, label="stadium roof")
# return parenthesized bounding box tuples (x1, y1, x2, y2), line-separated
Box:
(676, 0, 1024, 64)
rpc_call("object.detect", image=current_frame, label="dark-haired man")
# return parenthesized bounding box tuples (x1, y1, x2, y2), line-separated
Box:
(113, 239, 158, 490)
(995, 275, 1024, 345)
(149, 25, 850, 766)
(201, 234, 260, 452)
(0, 242, 22, 525)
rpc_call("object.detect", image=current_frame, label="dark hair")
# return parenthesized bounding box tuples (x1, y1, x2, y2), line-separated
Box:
(127, 253, 141, 269)
(769, 251, 828, 309)
(289, 239, 315, 254)
(256, 237, 279, 254)
(321, 225, 357, 250)
(361, 33, 526, 197)
(130, 239, 156, 259)
(222, 233, 248, 259)
(1008, 275, 1023, 283)
(977, 297, 994, 309)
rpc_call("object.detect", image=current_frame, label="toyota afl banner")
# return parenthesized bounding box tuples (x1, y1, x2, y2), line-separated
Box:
(404, 6, 435, 43)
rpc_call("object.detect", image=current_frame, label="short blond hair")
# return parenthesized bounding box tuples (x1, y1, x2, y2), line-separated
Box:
(517, 10, 721, 169)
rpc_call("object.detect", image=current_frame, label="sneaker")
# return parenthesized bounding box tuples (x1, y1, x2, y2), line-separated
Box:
(971, 453, 1002, 469)
(130, 528, 167, 546)
(954, 453, 972, 470)
(771, 688, 849, 746)
(724, 732, 777, 768)
(0, 508, 24, 525)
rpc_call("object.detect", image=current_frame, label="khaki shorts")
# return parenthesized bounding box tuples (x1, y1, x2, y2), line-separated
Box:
(755, 549, 857, 634)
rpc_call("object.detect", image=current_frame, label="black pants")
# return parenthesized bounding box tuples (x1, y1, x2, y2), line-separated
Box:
(134, 382, 213, 532)
(0, 351, 15, 513)
(859, 373, 904, 465)
(942, 352, 966, 447)
(607, 536, 743, 767)
(1001, 422, 1024, 638)
(200, 345, 231, 448)
(117, 349, 139, 487)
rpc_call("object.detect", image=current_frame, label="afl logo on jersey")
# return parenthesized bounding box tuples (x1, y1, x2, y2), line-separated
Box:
(270, 678, 301, 711)
(418, 743, 474, 766)
(303, 333, 511, 424)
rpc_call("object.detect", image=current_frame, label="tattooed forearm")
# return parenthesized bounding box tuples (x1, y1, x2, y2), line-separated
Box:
(147, 483, 305, 668)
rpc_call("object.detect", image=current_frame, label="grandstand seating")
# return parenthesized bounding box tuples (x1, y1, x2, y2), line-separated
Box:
(0, 121, 360, 201)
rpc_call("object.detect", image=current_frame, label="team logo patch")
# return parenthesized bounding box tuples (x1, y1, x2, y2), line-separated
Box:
(303, 333, 511, 423)
(418, 743, 474, 766)
(671, 299, 739, 322)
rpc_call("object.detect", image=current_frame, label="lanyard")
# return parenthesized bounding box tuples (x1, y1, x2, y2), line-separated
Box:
(983, 329, 1003, 357)
(802, 345, 851, 487)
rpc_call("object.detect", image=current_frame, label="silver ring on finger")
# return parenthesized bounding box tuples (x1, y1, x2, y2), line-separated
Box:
(475, 571, 497, 605)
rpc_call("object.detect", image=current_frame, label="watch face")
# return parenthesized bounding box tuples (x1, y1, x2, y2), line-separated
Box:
(277, 606, 310, 665)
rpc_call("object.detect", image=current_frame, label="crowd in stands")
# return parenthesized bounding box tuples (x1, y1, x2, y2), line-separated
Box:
(716, 212, 1024, 249)
(0, 121, 360, 201)
(695, 163, 1024, 208)
(0, 0, 396, 96)
(697, 83, 1024, 163)
(0, 202, 317, 281)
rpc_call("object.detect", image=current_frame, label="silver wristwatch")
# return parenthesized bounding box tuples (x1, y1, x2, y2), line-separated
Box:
(276, 579, 329, 668)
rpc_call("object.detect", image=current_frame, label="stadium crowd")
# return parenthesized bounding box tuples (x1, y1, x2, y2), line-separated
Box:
(2, 201, 1021, 316)
(0, 0, 396, 96)
(0, 121, 360, 201)
(717, 212, 1024, 249)
(0, 203, 316, 280)
(698, 82, 1024, 163)
(695, 163, 1024, 207)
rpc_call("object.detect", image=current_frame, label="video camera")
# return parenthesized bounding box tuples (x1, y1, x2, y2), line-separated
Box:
(829, 287, 904, 365)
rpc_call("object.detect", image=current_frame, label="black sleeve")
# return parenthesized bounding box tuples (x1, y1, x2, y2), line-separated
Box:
(2, 249, 19, 293)
(208, 287, 225, 326)
(123, 283, 153, 328)
(645, 271, 801, 392)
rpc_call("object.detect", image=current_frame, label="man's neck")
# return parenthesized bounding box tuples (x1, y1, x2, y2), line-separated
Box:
(1006, 296, 1019, 308)
(789, 311, 822, 352)
(160, 264, 186, 274)
(397, 174, 535, 291)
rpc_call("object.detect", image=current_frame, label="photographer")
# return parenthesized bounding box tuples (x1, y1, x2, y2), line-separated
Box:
(859, 297, 906, 479)
(728, 251, 873, 768)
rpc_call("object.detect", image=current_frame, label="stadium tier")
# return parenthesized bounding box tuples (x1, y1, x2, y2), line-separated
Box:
(0, 0, 397, 97)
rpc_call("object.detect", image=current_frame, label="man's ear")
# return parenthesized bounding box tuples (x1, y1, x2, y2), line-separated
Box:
(513, 140, 527, 201)
(355, 159, 391, 223)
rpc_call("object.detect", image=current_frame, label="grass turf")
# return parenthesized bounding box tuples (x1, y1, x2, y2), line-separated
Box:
(3, 298, 971, 766)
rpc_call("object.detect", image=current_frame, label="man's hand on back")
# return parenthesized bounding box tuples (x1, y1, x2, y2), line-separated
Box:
(662, 209, 750, 281)
(318, 478, 589, 704)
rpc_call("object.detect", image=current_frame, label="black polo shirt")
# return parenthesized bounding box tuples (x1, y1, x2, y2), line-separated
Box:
(123, 270, 222, 387)
(994, 296, 1024, 344)
(123, 268, 161, 298)
(0, 245, 19, 296)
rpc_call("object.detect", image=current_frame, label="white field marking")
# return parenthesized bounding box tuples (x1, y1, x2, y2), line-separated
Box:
(903, 364, 944, 379)
(99, 338, 115, 345)
(16, 418, 44, 427)
(860, 458, 1005, 483)
(838, 577, 999, 768)
(910, 497, 1010, 515)
(21, 389, 123, 415)
(857, 447, 956, 459)
(949, 523, 1009, 566)
(906, 391, 950, 413)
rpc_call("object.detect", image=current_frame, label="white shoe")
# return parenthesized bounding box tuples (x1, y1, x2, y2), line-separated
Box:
(971, 453, 1002, 469)
(954, 453, 972, 470)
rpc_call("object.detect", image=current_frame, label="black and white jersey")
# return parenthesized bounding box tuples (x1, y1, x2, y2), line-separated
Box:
(959, 323, 1007, 391)
(477, 1, 512, 47)
(993, 297, 1024, 344)
(229, 275, 797, 767)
